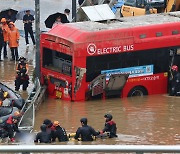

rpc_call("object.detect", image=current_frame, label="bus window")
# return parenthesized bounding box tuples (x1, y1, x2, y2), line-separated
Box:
(86, 47, 170, 82)
(43, 48, 72, 76)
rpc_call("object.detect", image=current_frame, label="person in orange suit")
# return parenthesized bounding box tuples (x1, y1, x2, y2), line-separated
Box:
(8, 22, 20, 61)
(1, 18, 9, 59)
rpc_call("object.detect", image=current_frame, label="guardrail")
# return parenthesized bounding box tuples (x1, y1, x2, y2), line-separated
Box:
(0, 145, 180, 153)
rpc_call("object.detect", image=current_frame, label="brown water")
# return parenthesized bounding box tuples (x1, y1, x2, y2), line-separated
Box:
(0, 0, 180, 145)
(34, 95, 180, 145)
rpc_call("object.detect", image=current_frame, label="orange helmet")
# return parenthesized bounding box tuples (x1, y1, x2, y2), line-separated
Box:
(1, 18, 6, 23)
(53, 121, 60, 127)
(14, 111, 20, 116)
(171, 65, 178, 72)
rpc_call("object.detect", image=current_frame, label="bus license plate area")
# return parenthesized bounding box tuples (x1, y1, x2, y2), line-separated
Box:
(56, 91, 62, 98)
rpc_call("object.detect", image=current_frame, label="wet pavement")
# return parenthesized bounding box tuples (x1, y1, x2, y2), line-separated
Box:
(0, 0, 180, 146)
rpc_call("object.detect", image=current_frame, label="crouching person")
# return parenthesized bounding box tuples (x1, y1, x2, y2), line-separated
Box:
(5, 116, 20, 142)
(51, 121, 68, 142)
(74, 118, 100, 141)
(34, 124, 51, 143)
(15, 56, 29, 91)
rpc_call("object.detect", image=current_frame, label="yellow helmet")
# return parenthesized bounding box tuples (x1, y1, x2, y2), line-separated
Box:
(53, 121, 60, 126)
(14, 111, 20, 116)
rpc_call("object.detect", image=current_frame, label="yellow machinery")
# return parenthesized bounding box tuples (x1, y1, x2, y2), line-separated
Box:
(121, 0, 180, 17)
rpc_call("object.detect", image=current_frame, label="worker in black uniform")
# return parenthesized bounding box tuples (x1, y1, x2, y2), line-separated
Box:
(74, 118, 100, 141)
(169, 65, 180, 96)
(51, 121, 68, 142)
(23, 10, 35, 47)
(100, 114, 117, 138)
(34, 124, 51, 143)
(15, 56, 29, 91)
(5, 116, 20, 142)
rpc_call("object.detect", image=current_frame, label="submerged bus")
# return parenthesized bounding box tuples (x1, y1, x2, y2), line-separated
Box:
(40, 12, 180, 101)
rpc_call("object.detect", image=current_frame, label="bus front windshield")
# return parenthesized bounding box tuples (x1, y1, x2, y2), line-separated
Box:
(42, 48, 72, 76)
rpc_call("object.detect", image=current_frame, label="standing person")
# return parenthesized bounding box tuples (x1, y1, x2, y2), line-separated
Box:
(169, 65, 180, 96)
(51, 121, 68, 142)
(74, 118, 100, 141)
(34, 124, 51, 143)
(8, 22, 19, 61)
(100, 114, 117, 138)
(64, 9, 70, 23)
(23, 10, 36, 47)
(52, 16, 62, 28)
(0, 22, 4, 61)
(1, 18, 9, 59)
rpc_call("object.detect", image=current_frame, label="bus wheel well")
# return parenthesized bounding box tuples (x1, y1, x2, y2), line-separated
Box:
(127, 86, 148, 97)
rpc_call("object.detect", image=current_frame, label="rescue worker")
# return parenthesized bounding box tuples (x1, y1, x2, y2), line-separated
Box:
(23, 10, 36, 47)
(74, 118, 100, 141)
(43, 119, 55, 134)
(0, 22, 4, 61)
(8, 22, 20, 61)
(15, 56, 29, 91)
(5, 116, 20, 142)
(34, 124, 51, 143)
(100, 114, 117, 138)
(51, 121, 68, 142)
(169, 65, 180, 96)
(1, 18, 9, 59)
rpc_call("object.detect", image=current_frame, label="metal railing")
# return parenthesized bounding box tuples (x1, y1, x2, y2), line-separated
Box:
(0, 145, 180, 153)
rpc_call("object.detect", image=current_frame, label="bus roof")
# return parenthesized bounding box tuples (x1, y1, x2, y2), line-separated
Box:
(44, 12, 180, 44)
(68, 12, 180, 31)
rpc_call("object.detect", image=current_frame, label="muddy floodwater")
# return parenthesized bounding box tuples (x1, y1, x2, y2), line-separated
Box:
(34, 95, 180, 145)
(0, 0, 180, 146)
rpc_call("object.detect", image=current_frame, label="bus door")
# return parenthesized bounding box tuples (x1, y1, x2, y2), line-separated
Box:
(74, 67, 86, 96)
(87, 73, 129, 99)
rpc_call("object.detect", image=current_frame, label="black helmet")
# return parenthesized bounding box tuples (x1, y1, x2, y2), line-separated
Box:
(104, 114, 113, 121)
(80, 118, 87, 125)
(19, 56, 26, 62)
(43, 119, 52, 126)
(40, 124, 47, 132)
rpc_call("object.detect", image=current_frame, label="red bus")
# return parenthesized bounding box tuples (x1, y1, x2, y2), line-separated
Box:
(40, 13, 180, 101)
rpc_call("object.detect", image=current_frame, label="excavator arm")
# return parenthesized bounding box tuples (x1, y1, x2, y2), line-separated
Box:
(165, 0, 180, 12)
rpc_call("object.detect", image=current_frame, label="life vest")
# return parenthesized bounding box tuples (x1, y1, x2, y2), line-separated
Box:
(17, 63, 28, 72)
(105, 120, 117, 138)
